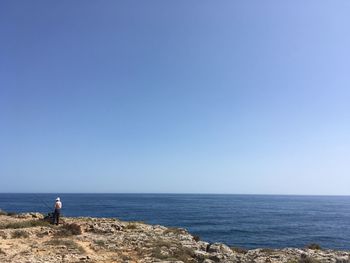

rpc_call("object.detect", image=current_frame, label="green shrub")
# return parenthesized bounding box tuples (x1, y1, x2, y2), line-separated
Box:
(12, 230, 29, 239)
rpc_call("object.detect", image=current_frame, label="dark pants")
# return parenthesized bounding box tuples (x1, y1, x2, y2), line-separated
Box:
(54, 209, 61, 225)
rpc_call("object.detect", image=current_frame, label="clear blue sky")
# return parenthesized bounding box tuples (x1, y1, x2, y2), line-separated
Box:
(1, 1, 349, 194)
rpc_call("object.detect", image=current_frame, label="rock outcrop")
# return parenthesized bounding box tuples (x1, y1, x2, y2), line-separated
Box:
(0, 212, 349, 263)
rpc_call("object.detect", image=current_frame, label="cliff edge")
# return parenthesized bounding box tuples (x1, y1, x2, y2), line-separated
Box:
(0, 211, 349, 263)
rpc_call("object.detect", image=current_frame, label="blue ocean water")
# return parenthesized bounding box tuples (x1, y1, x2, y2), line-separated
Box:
(0, 194, 349, 250)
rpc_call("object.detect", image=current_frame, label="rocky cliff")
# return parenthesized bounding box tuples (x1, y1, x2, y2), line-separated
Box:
(0, 211, 349, 263)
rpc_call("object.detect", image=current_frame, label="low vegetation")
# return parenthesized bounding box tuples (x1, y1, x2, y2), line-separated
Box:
(125, 221, 146, 229)
(0, 211, 17, 217)
(54, 223, 82, 237)
(163, 227, 186, 235)
(193, 234, 201, 242)
(92, 239, 119, 252)
(0, 230, 7, 239)
(335, 259, 350, 263)
(93, 239, 107, 247)
(124, 221, 146, 230)
(6, 212, 17, 216)
(298, 254, 321, 263)
(150, 240, 196, 262)
(0, 209, 17, 216)
(12, 230, 29, 239)
(151, 246, 196, 262)
(231, 247, 248, 254)
(125, 223, 138, 230)
(45, 239, 85, 254)
(0, 210, 7, 216)
(260, 248, 276, 254)
(0, 220, 51, 230)
(306, 243, 322, 250)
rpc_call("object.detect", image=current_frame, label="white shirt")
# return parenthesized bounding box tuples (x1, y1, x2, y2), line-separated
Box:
(55, 201, 62, 209)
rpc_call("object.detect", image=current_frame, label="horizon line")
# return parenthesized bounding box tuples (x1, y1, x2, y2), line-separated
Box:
(0, 192, 349, 197)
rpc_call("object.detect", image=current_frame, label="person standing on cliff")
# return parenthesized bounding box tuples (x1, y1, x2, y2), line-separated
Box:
(54, 197, 62, 225)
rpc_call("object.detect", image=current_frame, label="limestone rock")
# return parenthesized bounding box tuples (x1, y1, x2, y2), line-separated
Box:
(0, 212, 349, 263)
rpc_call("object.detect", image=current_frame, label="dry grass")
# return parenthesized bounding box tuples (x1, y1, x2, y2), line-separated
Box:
(260, 248, 276, 254)
(0, 230, 7, 239)
(92, 239, 110, 250)
(125, 223, 138, 230)
(54, 223, 82, 237)
(0, 220, 51, 230)
(306, 243, 322, 250)
(231, 247, 248, 254)
(11, 230, 29, 239)
(0, 209, 17, 216)
(94, 239, 107, 247)
(335, 259, 350, 263)
(163, 227, 186, 235)
(45, 238, 85, 254)
(152, 247, 196, 262)
(298, 254, 321, 263)
(152, 240, 174, 249)
(5, 212, 17, 217)
(151, 240, 196, 262)
(125, 221, 145, 229)
(0, 210, 7, 216)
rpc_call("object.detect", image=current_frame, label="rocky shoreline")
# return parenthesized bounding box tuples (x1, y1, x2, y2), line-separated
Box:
(0, 211, 349, 263)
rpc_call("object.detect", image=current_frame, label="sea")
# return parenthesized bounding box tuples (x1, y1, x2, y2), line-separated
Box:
(0, 194, 349, 250)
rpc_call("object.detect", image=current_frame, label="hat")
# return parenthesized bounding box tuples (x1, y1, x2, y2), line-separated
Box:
(56, 197, 60, 201)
